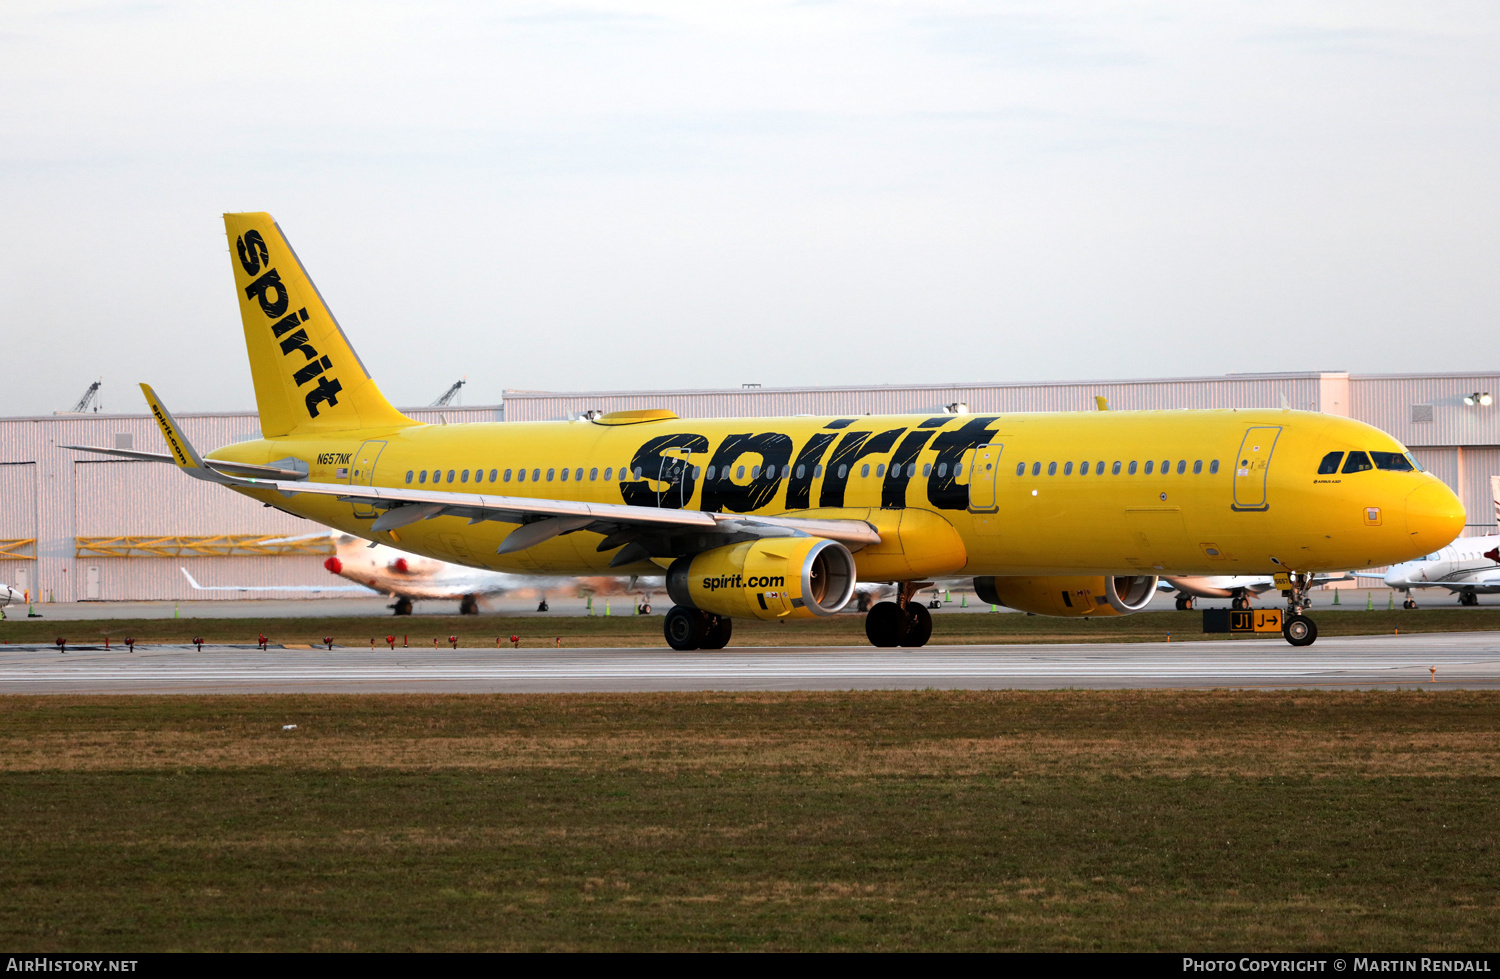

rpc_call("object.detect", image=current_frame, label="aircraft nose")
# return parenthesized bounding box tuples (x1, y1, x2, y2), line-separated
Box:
(1406, 480, 1465, 548)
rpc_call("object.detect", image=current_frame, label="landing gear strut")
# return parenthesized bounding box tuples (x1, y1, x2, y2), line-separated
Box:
(1231, 592, 1251, 611)
(1459, 590, 1479, 607)
(663, 606, 732, 650)
(865, 583, 932, 648)
(1281, 572, 1318, 647)
(389, 597, 413, 616)
(1174, 594, 1195, 611)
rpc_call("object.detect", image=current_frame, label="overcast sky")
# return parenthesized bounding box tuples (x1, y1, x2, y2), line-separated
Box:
(2, 1, 1496, 416)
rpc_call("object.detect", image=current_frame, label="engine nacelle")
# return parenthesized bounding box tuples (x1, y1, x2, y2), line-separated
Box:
(667, 537, 857, 620)
(972, 574, 1159, 617)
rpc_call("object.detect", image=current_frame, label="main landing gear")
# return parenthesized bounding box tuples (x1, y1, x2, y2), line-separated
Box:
(1459, 589, 1479, 607)
(663, 606, 733, 651)
(1231, 592, 1252, 611)
(1281, 572, 1318, 647)
(460, 594, 479, 615)
(1174, 594, 1195, 611)
(865, 583, 933, 648)
(389, 597, 413, 616)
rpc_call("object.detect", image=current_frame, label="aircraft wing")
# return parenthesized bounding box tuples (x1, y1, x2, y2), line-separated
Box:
(63, 444, 309, 480)
(234, 475, 883, 557)
(118, 383, 879, 562)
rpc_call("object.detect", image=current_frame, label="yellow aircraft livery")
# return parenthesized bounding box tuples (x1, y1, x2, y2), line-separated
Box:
(69, 213, 1465, 649)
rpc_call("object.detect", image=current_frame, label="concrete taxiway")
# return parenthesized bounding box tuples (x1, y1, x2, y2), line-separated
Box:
(2, 632, 1498, 693)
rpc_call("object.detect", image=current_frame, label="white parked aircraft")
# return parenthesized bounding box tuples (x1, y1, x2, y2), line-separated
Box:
(1358, 475, 1498, 607)
(0, 583, 25, 611)
(184, 533, 664, 615)
(1159, 576, 1275, 610)
(324, 534, 662, 615)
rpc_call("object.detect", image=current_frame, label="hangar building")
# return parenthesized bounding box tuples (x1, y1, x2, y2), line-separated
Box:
(2, 370, 1495, 603)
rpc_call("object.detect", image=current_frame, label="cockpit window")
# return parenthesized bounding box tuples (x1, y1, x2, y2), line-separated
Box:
(1341, 451, 1373, 474)
(1317, 451, 1343, 475)
(1370, 451, 1414, 472)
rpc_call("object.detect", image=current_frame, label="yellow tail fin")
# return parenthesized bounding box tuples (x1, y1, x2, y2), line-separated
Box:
(223, 213, 412, 437)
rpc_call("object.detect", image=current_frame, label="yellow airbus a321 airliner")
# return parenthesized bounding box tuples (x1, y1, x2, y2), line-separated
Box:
(69, 213, 1465, 648)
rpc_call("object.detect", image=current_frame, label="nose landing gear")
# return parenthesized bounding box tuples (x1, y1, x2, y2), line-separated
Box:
(1281, 572, 1318, 646)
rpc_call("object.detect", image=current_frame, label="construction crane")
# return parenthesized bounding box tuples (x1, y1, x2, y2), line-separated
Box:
(431, 378, 466, 407)
(70, 379, 103, 414)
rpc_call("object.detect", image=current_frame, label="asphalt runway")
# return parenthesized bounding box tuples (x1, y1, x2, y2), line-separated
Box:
(2, 631, 1499, 693)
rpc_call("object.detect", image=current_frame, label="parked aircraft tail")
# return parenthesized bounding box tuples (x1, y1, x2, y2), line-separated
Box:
(223, 212, 412, 438)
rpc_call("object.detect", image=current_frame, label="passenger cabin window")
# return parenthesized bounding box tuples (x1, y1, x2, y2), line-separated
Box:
(560, 468, 569, 481)
(1030, 462, 1039, 476)
(590, 468, 598, 481)
(1016, 462, 1025, 476)
(1112, 461, 1121, 475)
(1209, 460, 1219, 474)
(1176, 460, 1186, 475)
(1318, 452, 1344, 475)
(795, 465, 805, 479)
(814, 465, 823, 477)
(1128, 461, 1138, 475)
(503, 469, 512, 482)
(1192, 460, 1202, 474)
(490, 469, 498, 482)
(1342, 452, 1373, 474)
(447, 470, 456, 482)
(418, 470, 427, 484)
(461, 470, 470, 483)
(535, 469, 543, 481)
(604, 467, 613, 480)
(1144, 461, 1153, 475)
(1370, 451, 1414, 472)
(1161, 459, 1169, 473)
(1079, 462, 1088, 475)
(633, 467, 642, 479)
(1096, 461, 1104, 474)
(738, 465, 747, 479)
(1063, 462, 1073, 475)
(405, 470, 413, 484)
(1047, 462, 1057, 476)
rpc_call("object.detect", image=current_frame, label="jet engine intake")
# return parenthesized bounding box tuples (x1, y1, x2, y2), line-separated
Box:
(667, 537, 857, 620)
(972, 574, 1159, 617)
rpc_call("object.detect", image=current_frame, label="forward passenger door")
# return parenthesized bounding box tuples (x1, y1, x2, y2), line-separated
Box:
(1232, 427, 1280, 512)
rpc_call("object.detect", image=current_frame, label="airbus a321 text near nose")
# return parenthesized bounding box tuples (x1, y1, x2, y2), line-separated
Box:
(65, 213, 1465, 648)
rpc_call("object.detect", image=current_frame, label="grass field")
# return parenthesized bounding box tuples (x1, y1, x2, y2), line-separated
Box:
(2, 690, 1498, 951)
(4, 607, 1500, 649)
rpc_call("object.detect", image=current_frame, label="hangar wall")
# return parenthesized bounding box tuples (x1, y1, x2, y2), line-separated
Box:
(1, 371, 1496, 603)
